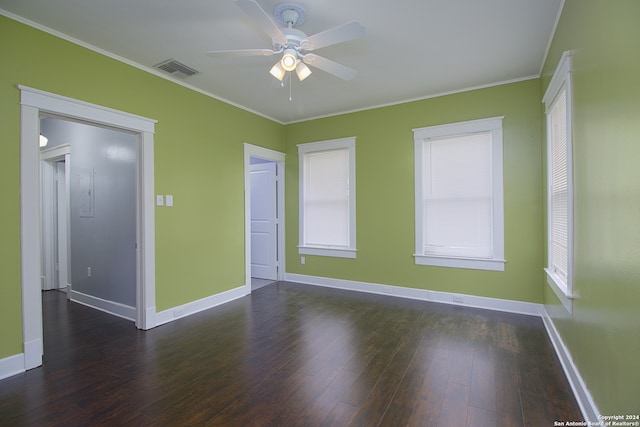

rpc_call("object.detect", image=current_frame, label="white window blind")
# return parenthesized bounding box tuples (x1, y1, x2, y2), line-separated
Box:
(303, 149, 350, 247)
(423, 132, 493, 258)
(298, 137, 356, 258)
(548, 88, 568, 282)
(413, 116, 504, 271)
(543, 50, 573, 310)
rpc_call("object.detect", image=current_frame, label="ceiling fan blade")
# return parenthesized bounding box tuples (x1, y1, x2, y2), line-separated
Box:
(300, 21, 365, 51)
(234, 0, 287, 46)
(207, 48, 278, 58)
(302, 54, 358, 80)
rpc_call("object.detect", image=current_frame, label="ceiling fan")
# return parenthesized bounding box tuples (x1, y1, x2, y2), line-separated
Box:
(207, 0, 365, 82)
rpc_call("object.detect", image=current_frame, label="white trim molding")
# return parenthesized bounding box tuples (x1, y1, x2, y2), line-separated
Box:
(0, 354, 26, 381)
(70, 290, 136, 321)
(155, 286, 246, 326)
(20, 85, 156, 133)
(19, 85, 157, 370)
(545, 268, 574, 313)
(284, 273, 542, 316)
(542, 308, 601, 423)
(298, 246, 357, 259)
(414, 255, 506, 272)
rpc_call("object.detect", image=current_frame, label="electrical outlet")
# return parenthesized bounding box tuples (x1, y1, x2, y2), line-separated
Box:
(173, 307, 185, 318)
(87, 267, 92, 278)
(300, 256, 305, 265)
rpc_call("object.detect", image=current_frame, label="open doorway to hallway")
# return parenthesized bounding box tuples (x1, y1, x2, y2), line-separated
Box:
(20, 85, 157, 370)
(39, 116, 138, 320)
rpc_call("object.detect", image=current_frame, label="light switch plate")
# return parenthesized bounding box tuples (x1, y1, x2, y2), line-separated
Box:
(166, 195, 173, 207)
(156, 195, 164, 206)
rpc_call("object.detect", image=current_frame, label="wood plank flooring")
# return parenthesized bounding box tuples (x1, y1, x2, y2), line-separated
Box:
(0, 282, 583, 426)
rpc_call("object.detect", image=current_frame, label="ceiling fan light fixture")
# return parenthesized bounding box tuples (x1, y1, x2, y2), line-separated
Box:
(281, 48, 297, 71)
(295, 61, 312, 81)
(269, 61, 286, 81)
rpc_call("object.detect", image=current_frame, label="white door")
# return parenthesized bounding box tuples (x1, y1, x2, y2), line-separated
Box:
(250, 162, 278, 279)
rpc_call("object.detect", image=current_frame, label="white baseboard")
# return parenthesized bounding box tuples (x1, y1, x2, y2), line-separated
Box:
(70, 289, 136, 321)
(141, 306, 157, 330)
(23, 337, 42, 370)
(155, 286, 246, 326)
(284, 273, 543, 316)
(0, 353, 25, 380)
(542, 308, 601, 423)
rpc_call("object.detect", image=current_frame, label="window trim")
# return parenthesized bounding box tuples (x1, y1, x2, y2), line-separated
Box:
(298, 137, 356, 259)
(413, 117, 505, 271)
(543, 50, 574, 312)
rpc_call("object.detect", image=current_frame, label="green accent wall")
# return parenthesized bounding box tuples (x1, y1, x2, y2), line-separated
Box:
(541, 0, 640, 415)
(0, 15, 284, 358)
(285, 79, 544, 304)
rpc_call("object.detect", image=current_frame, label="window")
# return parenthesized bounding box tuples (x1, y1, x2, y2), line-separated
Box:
(298, 137, 356, 258)
(413, 117, 505, 271)
(543, 51, 574, 308)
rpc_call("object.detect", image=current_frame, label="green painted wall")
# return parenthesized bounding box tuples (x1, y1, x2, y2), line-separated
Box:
(0, 15, 284, 358)
(285, 79, 544, 304)
(541, 0, 640, 415)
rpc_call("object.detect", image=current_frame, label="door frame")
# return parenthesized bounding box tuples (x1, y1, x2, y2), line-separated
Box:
(19, 85, 157, 370)
(40, 144, 71, 293)
(243, 143, 285, 294)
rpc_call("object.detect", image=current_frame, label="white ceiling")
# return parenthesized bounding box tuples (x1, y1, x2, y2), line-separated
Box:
(0, 0, 562, 124)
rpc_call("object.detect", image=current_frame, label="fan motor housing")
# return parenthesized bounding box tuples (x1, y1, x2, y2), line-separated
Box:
(273, 28, 307, 51)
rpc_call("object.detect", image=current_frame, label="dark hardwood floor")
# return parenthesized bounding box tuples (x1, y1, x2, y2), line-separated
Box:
(0, 282, 583, 426)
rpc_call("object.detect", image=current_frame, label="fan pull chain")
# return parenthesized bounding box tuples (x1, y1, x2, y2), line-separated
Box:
(289, 74, 293, 101)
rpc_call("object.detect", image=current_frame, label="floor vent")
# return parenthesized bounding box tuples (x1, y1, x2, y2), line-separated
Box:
(154, 59, 199, 77)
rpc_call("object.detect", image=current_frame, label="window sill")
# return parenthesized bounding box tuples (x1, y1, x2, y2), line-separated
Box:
(545, 268, 574, 314)
(414, 254, 505, 272)
(298, 246, 357, 259)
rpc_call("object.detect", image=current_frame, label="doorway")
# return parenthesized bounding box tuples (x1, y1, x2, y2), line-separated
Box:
(19, 85, 157, 370)
(40, 116, 138, 319)
(250, 159, 278, 286)
(244, 144, 285, 293)
(40, 144, 70, 295)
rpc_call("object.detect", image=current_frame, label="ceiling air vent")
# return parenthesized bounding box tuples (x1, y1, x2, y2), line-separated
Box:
(154, 59, 199, 78)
